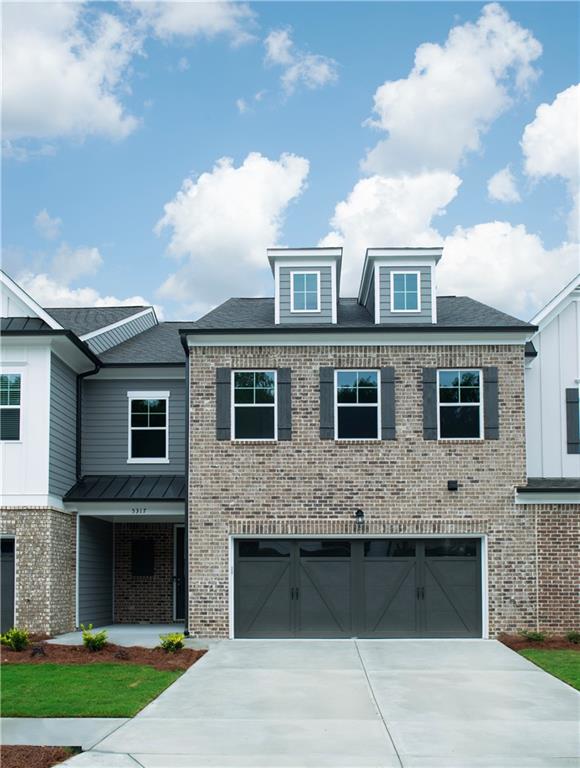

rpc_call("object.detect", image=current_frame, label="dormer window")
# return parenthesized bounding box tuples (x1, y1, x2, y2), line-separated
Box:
(391, 271, 420, 312)
(291, 271, 320, 313)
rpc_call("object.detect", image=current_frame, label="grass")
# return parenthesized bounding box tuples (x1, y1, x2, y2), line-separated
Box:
(519, 649, 580, 690)
(1, 663, 182, 717)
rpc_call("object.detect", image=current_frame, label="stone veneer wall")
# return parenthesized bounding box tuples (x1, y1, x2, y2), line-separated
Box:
(187, 343, 534, 638)
(535, 504, 580, 633)
(113, 522, 174, 623)
(0, 508, 75, 635)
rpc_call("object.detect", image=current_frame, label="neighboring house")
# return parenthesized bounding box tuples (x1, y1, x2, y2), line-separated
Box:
(1, 250, 578, 639)
(0, 269, 193, 634)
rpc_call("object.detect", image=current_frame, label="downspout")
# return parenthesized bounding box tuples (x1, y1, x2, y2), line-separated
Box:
(179, 332, 190, 636)
(76, 359, 101, 480)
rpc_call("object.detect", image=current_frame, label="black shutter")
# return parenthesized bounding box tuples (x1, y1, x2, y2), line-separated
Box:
(216, 367, 231, 440)
(277, 368, 292, 441)
(483, 367, 499, 440)
(422, 368, 437, 440)
(380, 367, 396, 440)
(566, 388, 580, 454)
(320, 367, 334, 439)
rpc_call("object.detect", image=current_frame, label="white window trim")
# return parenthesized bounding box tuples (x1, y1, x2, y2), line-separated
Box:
(127, 390, 170, 464)
(231, 369, 278, 442)
(436, 369, 484, 441)
(390, 270, 421, 313)
(334, 369, 381, 442)
(0, 372, 22, 443)
(290, 270, 322, 314)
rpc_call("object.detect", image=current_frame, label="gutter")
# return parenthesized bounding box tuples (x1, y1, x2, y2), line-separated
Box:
(1, 329, 101, 366)
(178, 323, 538, 336)
(179, 331, 191, 636)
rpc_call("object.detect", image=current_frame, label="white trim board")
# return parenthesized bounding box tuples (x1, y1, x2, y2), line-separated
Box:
(0, 270, 63, 330)
(80, 308, 156, 341)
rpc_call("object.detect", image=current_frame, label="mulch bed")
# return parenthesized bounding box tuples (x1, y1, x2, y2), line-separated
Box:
(0, 746, 78, 768)
(499, 633, 580, 652)
(2, 642, 205, 671)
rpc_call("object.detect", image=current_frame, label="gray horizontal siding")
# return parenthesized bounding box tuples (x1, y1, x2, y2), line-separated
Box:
(86, 311, 156, 354)
(49, 353, 77, 497)
(78, 517, 113, 627)
(82, 378, 185, 475)
(365, 272, 375, 319)
(279, 266, 333, 324)
(379, 266, 433, 323)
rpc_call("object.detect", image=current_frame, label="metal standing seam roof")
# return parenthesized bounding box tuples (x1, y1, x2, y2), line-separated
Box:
(64, 475, 186, 502)
(517, 478, 580, 492)
(1, 317, 53, 331)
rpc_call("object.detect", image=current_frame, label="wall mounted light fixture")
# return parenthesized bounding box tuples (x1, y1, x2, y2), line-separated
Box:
(355, 509, 365, 527)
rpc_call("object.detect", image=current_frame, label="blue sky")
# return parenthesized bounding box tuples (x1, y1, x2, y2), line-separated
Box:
(2, 1, 579, 320)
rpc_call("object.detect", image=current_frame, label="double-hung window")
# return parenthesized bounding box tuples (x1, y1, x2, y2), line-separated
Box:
(233, 370, 277, 440)
(335, 370, 379, 440)
(291, 271, 320, 312)
(437, 370, 482, 439)
(391, 271, 420, 312)
(0, 374, 21, 441)
(128, 391, 169, 462)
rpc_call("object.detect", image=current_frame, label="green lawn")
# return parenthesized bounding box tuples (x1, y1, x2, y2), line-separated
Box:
(1, 664, 182, 717)
(519, 650, 580, 690)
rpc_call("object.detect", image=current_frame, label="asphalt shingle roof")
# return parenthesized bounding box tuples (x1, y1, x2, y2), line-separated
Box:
(517, 478, 580, 492)
(99, 322, 195, 365)
(45, 306, 149, 336)
(189, 296, 533, 331)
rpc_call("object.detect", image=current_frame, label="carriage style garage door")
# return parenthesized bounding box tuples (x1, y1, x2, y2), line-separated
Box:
(234, 538, 482, 639)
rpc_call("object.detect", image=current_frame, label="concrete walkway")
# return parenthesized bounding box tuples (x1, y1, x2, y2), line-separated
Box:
(60, 640, 580, 767)
(0, 718, 128, 750)
(48, 624, 191, 649)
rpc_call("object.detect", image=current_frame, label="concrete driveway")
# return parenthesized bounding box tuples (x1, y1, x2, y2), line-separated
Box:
(64, 639, 579, 767)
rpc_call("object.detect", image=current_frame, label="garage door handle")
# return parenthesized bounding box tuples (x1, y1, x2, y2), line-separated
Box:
(290, 587, 300, 600)
(416, 587, 425, 600)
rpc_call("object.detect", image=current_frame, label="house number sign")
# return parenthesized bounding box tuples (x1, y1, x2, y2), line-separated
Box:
(131, 507, 147, 515)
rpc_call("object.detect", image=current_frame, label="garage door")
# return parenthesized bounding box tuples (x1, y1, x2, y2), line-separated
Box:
(234, 538, 482, 639)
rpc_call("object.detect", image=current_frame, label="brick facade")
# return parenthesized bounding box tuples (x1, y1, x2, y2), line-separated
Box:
(0, 507, 76, 635)
(535, 504, 580, 633)
(113, 522, 175, 624)
(186, 343, 577, 638)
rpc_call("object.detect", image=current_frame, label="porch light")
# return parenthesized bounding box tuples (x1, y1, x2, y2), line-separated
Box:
(355, 509, 365, 527)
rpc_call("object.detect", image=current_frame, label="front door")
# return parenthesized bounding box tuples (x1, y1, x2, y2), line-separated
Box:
(174, 525, 186, 622)
(234, 538, 482, 639)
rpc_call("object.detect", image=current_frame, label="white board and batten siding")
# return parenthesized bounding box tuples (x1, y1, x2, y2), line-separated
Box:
(526, 287, 580, 478)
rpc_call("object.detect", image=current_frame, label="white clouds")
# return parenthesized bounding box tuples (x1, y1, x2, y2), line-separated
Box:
(264, 28, 338, 95)
(34, 210, 62, 240)
(133, 1, 256, 46)
(2, 3, 140, 142)
(177, 57, 190, 72)
(320, 172, 462, 292)
(521, 84, 580, 238)
(17, 271, 152, 311)
(438, 221, 579, 317)
(363, 3, 542, 174)
(155, 152, 309, 313)
(236, 98, 249, 114)
(51, 244, 103, 284)
(487, 166, 521, 203)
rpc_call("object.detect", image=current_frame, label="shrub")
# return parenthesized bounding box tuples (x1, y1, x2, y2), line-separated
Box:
(519, 630, 545, 642)
(565, 630, 580, 644)
(0, 627, 30, 651)
(158, 632, 185, 653)
(80, 624, 108, 651)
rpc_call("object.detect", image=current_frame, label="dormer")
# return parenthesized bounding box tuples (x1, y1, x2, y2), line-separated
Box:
(268, 247, 342, 325)
(358, 247, 442, 324)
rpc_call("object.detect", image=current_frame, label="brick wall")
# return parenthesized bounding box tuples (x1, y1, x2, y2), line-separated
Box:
(113, 522, 175, 624)
(0, 508, 75, 635)
(536, 504, 580, 633)
(187, 343, 532, 638)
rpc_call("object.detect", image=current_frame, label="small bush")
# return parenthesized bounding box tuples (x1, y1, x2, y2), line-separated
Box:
(0, 627, 30, 651)
(565, 630, 580, 644)
(158, 632, 185, 653)
(519, 630, 545, 642)
(80, 624, 108, 651)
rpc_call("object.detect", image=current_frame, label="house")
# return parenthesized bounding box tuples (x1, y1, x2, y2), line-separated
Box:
(0, 269, 192, 634)
(1, 248, 578, 639)
(517, 273, 580, 632)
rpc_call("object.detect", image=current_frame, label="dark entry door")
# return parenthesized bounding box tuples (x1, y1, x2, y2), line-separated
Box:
(174, 525, 186, 622)
(234, 538, 481, 639)
(1, 538, 15, 633)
